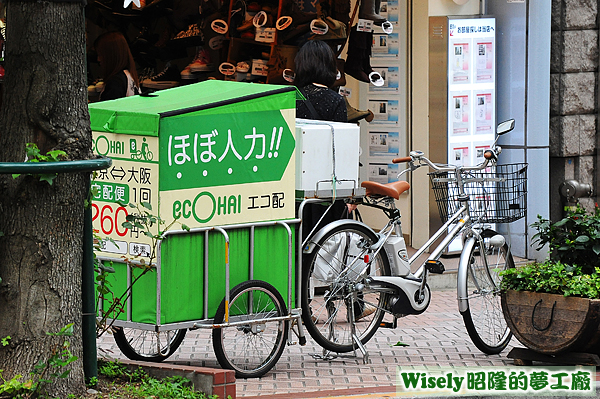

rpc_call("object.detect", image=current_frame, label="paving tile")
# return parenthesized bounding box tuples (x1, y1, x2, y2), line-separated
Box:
(97, 290, 517, 397)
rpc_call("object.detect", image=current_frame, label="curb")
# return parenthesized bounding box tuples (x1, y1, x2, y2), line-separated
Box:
(113, 359, 236, 399)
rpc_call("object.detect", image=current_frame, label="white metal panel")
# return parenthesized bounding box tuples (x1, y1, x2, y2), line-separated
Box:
(295, 119, 361, 196)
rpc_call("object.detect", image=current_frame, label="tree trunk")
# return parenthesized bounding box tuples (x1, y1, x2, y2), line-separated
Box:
(0, 1, 91, 397)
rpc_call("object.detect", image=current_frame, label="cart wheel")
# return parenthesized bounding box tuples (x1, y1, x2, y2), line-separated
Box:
(113, 327, 186, 362)
(212, 280, 288, 378)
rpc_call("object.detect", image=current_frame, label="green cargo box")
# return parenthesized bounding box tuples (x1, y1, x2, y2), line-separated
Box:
(89, 81, 300, 326)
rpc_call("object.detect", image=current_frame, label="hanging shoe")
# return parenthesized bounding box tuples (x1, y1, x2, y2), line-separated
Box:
(345, 96, 374, 123)
(358, 0, 386, 25)
(344, 27, 370, 83)
(141, 64, 180, 89)
(189, 47, 215, 72)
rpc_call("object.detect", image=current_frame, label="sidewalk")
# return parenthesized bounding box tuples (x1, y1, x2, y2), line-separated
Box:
(97, 289, 519, 398)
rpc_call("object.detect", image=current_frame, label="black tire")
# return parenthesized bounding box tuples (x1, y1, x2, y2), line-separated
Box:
(113, 327, 186, 362)
(461, 229, 514, 354)
(301, 223, 391, 353)
(212, 280, 288, 379)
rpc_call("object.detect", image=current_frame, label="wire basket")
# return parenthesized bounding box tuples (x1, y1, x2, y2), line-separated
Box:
(429, 163, 528, 224)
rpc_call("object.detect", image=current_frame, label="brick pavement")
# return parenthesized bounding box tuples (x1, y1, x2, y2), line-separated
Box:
(97, 289, 518, 398)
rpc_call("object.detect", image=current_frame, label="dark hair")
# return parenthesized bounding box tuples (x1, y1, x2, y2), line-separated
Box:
(294, 40, 337, 88)
(94, 31, 139, 86)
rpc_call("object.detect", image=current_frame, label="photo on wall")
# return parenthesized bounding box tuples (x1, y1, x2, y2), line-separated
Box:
(369, 99, 399, 124)
(368, 131, 400, 157)
(367, 162, 400, 184)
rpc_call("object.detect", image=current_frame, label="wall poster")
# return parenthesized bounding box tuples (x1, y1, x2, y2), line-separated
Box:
(446, 18, 496, 167)
(367, 163, 399, 184)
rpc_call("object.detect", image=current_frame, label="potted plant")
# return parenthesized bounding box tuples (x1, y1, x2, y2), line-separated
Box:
(500, 205, 600, 355)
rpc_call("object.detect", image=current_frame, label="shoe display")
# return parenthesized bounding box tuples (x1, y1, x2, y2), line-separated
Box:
(141, 64, 180, 89)
(236, 61, 250, 73)
(171, 24, 204, 47)
(180, 65, 197, 80)
(344, 27, 371, 83)
(236, 17, 254, 31)
(345, 96, 374, 123)
(189, 47, 214, 72)
(358, 0, 387, 25)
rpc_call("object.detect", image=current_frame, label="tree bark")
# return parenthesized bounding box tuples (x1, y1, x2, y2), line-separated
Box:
(0, 1, 91, 397)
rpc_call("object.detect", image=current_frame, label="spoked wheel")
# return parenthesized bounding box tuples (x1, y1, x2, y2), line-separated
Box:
(113, 327, 187, 362)
(301, 223, 391, 353)
(212, 280, 288, 379)
(461, 229, 514, 354)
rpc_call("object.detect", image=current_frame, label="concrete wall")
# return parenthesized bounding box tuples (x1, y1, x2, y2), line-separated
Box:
(550, 0, 598, 219)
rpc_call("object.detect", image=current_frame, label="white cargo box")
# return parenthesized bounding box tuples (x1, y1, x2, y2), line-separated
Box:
(295, 119, 363, 198)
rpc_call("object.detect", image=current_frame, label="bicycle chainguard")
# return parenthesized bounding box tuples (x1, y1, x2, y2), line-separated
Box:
(425, 260, 445, 274)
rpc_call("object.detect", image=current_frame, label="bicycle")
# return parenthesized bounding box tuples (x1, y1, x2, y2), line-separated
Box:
(300, 119, 527, 358)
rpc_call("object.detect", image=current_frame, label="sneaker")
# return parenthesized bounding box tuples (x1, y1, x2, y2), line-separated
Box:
(189, 48, 214, 72)
(236, 61, 250, 73)
(141, 64, 180, 89)
(180, 65, 198, 80)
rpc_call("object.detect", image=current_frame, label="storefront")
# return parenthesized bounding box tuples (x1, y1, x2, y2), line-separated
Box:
(0, 0, 551, 259)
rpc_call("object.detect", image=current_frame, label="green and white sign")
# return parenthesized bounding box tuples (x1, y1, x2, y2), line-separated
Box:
(89, 81, 298, 235)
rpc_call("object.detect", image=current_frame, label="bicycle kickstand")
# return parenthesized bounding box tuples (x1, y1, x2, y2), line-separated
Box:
(351, 333, 369, 364)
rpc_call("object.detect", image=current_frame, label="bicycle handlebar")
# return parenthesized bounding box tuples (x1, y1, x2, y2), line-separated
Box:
(396, 119, 515, 178)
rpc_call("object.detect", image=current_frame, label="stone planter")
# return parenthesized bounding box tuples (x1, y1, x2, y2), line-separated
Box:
(501, 290, 600, 355)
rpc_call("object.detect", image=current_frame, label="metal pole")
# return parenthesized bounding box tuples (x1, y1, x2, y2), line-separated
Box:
(82, 180, 98, 383)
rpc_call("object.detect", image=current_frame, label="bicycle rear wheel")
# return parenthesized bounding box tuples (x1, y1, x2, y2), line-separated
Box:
(461, 229, 514, 354)
(212, 280, 288, 378)
(113, 327, 186, 362)
(302, 223, 391, 353)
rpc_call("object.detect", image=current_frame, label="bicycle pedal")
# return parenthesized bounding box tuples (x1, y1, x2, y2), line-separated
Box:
(379, 321, 397, 329)
(425, 260, 445, 274)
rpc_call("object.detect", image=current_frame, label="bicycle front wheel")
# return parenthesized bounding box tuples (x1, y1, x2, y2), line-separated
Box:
(113, 327, 186, 362)
(302, 223, 391, 353)
(212, 280, 288, 378)
(461, 229, 514, 354)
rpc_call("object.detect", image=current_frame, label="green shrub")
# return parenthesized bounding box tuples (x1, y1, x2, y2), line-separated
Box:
(500, 261, 600, 299)
(501, 205, 600, 298)
(531, 204, 600, 274)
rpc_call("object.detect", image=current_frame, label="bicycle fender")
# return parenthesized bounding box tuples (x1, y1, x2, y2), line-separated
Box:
(457, 236, 477, 313)
(302, 219, 378, 254)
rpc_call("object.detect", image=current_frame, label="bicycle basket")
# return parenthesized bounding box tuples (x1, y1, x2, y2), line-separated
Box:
(429, 163, 528, 224)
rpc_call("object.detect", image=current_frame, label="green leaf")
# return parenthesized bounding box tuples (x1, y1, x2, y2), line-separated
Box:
(38, 174, 57, 185)
(140, 201, 152, 211)
(391, 341, 409, 347)
(575, 235, 590, 243)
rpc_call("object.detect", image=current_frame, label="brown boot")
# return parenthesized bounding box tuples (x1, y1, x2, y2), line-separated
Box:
(345, 96, 374, 123)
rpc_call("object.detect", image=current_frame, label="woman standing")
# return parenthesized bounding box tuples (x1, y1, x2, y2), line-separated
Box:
(94, 31, 140, 101)
(295, 40, 347, 122)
